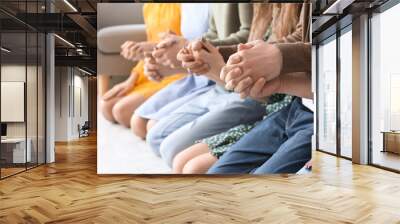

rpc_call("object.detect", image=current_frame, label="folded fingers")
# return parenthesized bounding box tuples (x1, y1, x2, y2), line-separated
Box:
(249, 78, 267, 99)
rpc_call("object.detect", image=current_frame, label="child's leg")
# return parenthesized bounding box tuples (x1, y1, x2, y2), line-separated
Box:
(182, 153, 218, 174)
(130, 115, 148, 139)
(172, 143, 209, 174)
(112, 93, 146, 128)
(146, 119, 158, 132)
(100, 96, 122, 123)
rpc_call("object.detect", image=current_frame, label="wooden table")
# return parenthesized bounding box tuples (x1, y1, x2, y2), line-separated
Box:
(382, 131, 400, 154)
(1, 138, 32, 165)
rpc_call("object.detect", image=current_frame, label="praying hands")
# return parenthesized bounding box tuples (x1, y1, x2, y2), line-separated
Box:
(120, 41, 156, 61)
(220, 40, 283, 98)
(220, 41, 313, 99)
(177, 38, 226, 85)
(152, 33, 188, 68)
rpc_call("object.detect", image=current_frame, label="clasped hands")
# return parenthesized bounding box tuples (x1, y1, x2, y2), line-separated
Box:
(221, 40, 283, 99)
(143, 33, 189, 82)
(133, 35, 285, 100)
(145, 34, 225, 83)
(120, 41, 156, 61)
(177, 39, 225, 81)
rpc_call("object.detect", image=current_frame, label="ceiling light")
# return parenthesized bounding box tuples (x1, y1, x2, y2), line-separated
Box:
(63, 0, 78, 12)
(1, 47, 11, 53)
(78, 67, 93, 76)
(323, 0, 355, 15)
(54, 34, 75, 48)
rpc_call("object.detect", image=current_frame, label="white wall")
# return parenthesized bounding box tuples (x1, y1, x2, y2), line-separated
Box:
(54, 67, 89, 141)
(54, 67, 69, 141)
(1, 65, 39, 138)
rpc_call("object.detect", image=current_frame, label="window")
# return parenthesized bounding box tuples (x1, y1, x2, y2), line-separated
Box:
(370, 2, 400, 171)
(317, 36, 337, 154)
(0, 1, 47, 179)
(339, 27, 352, 158)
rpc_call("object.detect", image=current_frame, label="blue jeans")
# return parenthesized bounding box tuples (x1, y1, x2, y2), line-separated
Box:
(207, 98, 313, 174)
(135, 76, 214, 120)
(146, 86, 265, 166)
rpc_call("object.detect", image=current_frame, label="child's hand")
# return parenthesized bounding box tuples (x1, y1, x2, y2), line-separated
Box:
(102, 75, 137, 101)
(144, 52, 163, 82)
(121, 41, 155, 61)
(177, 42, 209, 74)
(152, 34, 188, 68)
(144, 52, 187, 82)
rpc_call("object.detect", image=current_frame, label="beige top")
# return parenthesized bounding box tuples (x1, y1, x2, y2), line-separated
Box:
(218, 3, 309, 61)
(203, 3, 253, 46)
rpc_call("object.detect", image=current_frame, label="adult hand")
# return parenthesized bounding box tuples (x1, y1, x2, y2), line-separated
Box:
(192, 40, 225, 80)
(152, 34, 188, 68)
(120, 41, 155, 61)
(236, 76, 283, 99)
(221, 40, 283, 92)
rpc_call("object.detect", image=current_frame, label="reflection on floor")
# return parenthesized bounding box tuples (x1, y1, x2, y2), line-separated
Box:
(0, 134, 400, 223)
(1, 163, 46, 178)
(0, 167, 25, 177)
(372, 150, 400, 171)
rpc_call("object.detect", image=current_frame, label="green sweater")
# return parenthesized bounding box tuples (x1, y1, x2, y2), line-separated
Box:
(203, 3, 252, 46)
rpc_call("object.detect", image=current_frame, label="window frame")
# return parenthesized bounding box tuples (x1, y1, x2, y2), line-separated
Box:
(367, 0, 400, 173)
(315, 23, 353, 161)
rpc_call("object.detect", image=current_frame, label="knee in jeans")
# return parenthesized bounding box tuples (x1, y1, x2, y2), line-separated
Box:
(206, 156, 228, 174)
(146, 119, 157, 132)
(206, 164, 220, 174)
(159, 137, 181, 168)
(146, 126, 163, 157)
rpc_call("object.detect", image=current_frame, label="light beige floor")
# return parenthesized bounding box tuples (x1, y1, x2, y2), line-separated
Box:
(0, 135, 400, 223)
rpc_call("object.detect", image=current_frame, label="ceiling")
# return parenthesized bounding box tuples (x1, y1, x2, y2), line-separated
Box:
(311, 0, 391, 43)
(1, 0, 393, 74)
(0, 0, 100, 73)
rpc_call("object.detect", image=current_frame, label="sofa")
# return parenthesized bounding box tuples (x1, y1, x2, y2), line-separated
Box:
(97, 3, 146, 93)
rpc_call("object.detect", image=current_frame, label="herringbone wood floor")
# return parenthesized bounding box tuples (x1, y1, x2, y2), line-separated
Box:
(1, 135, 400, 224)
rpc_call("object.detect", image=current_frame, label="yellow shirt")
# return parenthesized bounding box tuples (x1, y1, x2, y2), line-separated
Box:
(130, 3, 184, 98)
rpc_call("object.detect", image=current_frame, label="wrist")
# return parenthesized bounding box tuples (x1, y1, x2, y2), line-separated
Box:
(270, 44, 283, 79)
(128, 73, 138, 83)
(208, 58, 225, 80)
(273, 76, 285, 95)
(182, 39, 189, 47)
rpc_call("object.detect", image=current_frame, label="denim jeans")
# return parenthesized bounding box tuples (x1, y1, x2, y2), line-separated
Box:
(146, 86, 265, 167)
(207, 97, 313, 174)
(135, 76, 214, 120)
